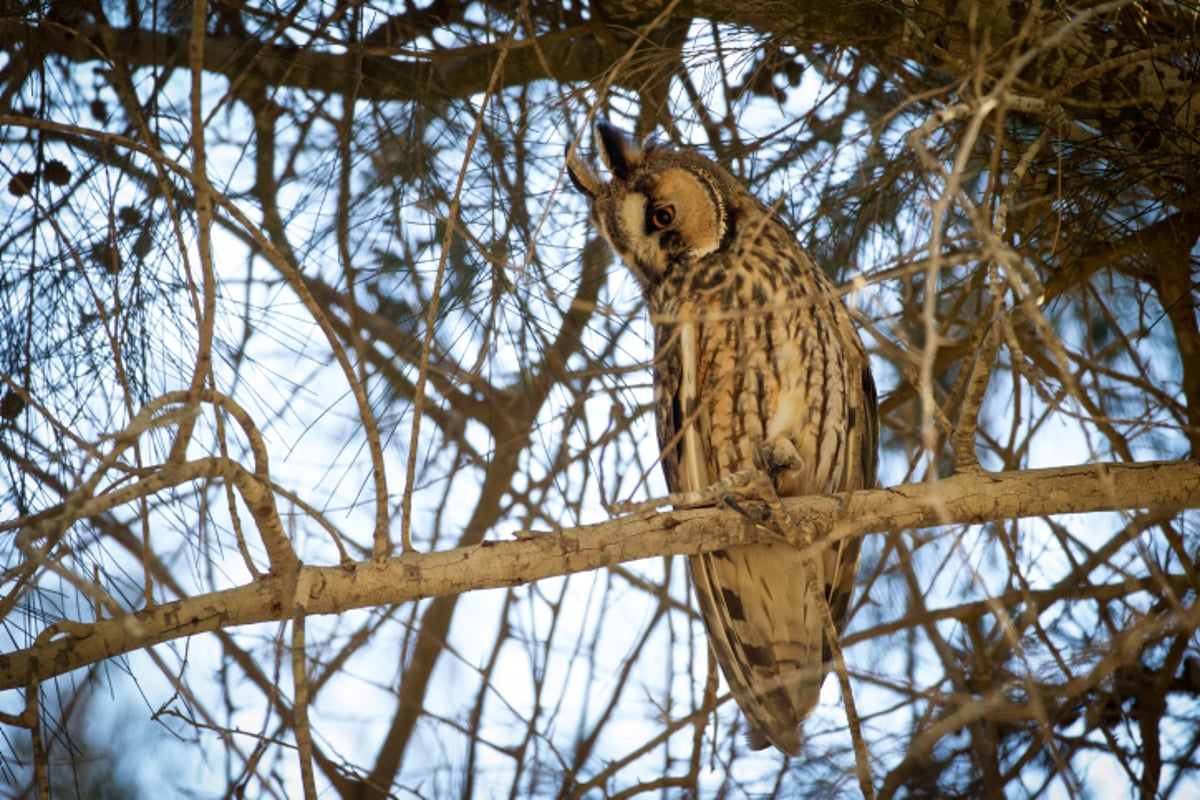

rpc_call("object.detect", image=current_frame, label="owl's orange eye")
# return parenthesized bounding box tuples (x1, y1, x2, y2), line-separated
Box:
(650, 205, 675, 229)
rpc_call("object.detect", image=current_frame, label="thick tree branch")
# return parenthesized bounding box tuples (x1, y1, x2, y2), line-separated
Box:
(3, 459, 1197, 691)
(11, 0, 1197, 140)
(8, 20, 609, 101)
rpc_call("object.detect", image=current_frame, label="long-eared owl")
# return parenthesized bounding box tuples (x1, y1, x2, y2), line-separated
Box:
(566, 122, 878, 755)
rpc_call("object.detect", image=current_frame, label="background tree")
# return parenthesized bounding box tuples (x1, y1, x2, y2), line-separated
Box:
(2, 1, 1199, 797)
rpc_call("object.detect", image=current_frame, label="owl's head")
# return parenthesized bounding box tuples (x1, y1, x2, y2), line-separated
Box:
(566, 122, 747, 288)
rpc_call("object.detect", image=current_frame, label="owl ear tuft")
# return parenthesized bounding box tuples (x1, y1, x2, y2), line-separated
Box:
(565, 140, 601, 199)
(595, 121, 641, 181)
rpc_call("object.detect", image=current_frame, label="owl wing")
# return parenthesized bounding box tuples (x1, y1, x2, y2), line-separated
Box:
(653, 320, 683, 495)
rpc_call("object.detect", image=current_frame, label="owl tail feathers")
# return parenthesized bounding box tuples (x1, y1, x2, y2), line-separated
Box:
(747, 720, 802, 756)
(690, 547, 831, 757)
(738, 663, 823, 756)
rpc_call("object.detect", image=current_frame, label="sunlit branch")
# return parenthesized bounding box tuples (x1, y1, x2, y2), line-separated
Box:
(3, 459, 1197, 690)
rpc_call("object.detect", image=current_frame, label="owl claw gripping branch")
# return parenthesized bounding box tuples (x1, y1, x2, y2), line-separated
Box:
(567, 122, 879, 755)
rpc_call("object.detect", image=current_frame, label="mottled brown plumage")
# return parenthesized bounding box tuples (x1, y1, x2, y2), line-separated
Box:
(567, 122, 878, 755)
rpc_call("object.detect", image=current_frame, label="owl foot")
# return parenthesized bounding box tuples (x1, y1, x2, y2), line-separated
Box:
(759, 436, 804, 480)
(719, 492, 771, 523)
(710, 469, 798, 535)
(612, 470, 784, 521)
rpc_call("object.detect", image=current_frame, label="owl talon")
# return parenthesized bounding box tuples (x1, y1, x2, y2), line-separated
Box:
(721, 494, 771, 523)
(706, 469, 799, 533)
